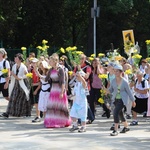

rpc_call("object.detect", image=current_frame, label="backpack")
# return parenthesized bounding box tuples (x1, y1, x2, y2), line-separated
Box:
(3, 59, 15, 71)
(135, 79, 146, 88)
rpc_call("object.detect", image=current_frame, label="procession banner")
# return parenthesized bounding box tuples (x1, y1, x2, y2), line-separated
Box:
(122, 30, 135, 55)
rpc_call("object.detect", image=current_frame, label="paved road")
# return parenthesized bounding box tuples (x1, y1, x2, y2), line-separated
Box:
(0, 95, 150, 150)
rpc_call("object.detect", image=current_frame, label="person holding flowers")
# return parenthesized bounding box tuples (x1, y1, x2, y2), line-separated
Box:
(29, 58, 41, 123)
(0, 53, 31, 118)
(73, 53, 94, 124)
(89, 58, 103, 118)
(69, 71, 88, 132)
(35, 60, 50, 119)
(106, 63, 136, 136)
(0, 48, 10, 101)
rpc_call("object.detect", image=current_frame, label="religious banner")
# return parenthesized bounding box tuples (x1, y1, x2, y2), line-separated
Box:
(122, 30, 135, 55)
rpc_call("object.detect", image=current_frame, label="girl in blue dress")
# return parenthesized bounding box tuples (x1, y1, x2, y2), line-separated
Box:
(69, 71, 87, 132)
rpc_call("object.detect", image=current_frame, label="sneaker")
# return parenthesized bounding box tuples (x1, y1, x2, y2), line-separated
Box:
(126, 114, 131, 119)
(130, 121, 138, 126)
(110, 130, 118, 136)
(143, 113, 147, 118)
(78, 126, 86, 133)
(69, 125, 79, 132)
(102, 112, 106, 117)
(32, 117, 41, 123)
(120, 127, 130, 133)
(106, 110, 111, 118)
(0, 113, 9, 119)
(110, 124, 120, 130)
(86, 119, 94, 124)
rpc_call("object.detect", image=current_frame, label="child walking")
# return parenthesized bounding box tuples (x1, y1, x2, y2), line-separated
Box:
(69, 71, 88, 132)
(36, 60, 50, 118)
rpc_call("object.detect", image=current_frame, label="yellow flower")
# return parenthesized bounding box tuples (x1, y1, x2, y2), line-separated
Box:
(26, 73, 33, 78)
(98, 53, 105, 57)
(91, 54, 95, 57)
(21, 47, 27, 51)
(41, 45, 48, 51)
(68, 71, 73, 76)
(132, 54, 142, 59)
(129, 42, 134, 47)
(66, 46, 72, 52)
(125, 69, 132, 75)
(98, 98, 104, 104)
(98, 74, 108, 79)
(72, 46, 77, 51)
(89, 57, 94, 61)
(66, 46, 77, 52)
(60, 57, 65, 61)
(133, 49, 137, 53)
(100, 89, 106, 96)
(60, 47, 65, 53)
(115, 56, 123, 61)
(42, 39, 48, 44)
(76, 51, 83, 55)
(146, 40, 150, 45)
(1, 68, 8, 74)
(146, 57, 150, 63)
(37, 46, 43, 50)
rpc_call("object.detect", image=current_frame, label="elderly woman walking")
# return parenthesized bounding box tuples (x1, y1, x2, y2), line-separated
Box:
(131, 70, 149, 125)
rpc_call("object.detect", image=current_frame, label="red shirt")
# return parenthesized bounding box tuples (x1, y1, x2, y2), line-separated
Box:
(32, 70, 39, 83)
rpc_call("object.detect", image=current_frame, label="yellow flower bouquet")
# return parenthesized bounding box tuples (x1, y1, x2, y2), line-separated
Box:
(146, 40, 150, 57)
(66, 46, 83, 66)
(98, 53, 105, 58)
(125, 69, 135, 83)
(21, 47, 27, 61)
(26, 73, 33, 87)
(98, 74, 108, 86)
(37, 39, 49, 58)
(26, 73, 33, 78)
(99, 89, 111, 106)
(132, 54, 142, 68)
(1, 68, 8, 78)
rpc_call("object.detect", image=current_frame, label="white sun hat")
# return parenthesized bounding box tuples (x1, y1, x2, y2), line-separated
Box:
(41, 60, 50, 69)
(31, 58, 39, 63)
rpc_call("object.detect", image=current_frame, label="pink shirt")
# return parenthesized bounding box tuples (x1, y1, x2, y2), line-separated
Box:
(92, 73, 102, 89)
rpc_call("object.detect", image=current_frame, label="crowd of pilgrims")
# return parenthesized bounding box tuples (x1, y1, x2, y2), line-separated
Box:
(0, 48, 150, 136)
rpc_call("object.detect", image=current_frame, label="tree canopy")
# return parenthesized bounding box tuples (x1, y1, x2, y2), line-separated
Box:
(0, 0, 150, 57)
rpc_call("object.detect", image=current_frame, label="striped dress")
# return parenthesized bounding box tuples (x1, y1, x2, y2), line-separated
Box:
(44, 69, 71, 128)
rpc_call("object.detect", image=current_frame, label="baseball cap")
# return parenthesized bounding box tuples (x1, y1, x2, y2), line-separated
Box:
(114, 63, 123, 71)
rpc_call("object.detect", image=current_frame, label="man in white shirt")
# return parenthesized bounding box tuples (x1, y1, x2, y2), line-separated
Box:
(0, 48, 10, 100)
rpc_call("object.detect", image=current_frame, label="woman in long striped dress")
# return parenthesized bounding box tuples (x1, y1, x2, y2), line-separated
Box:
(44, 53, 71, 128)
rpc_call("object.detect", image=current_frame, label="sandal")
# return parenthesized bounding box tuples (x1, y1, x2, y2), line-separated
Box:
(130, 121, 138, 126)
(86, 120, 94, 124)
